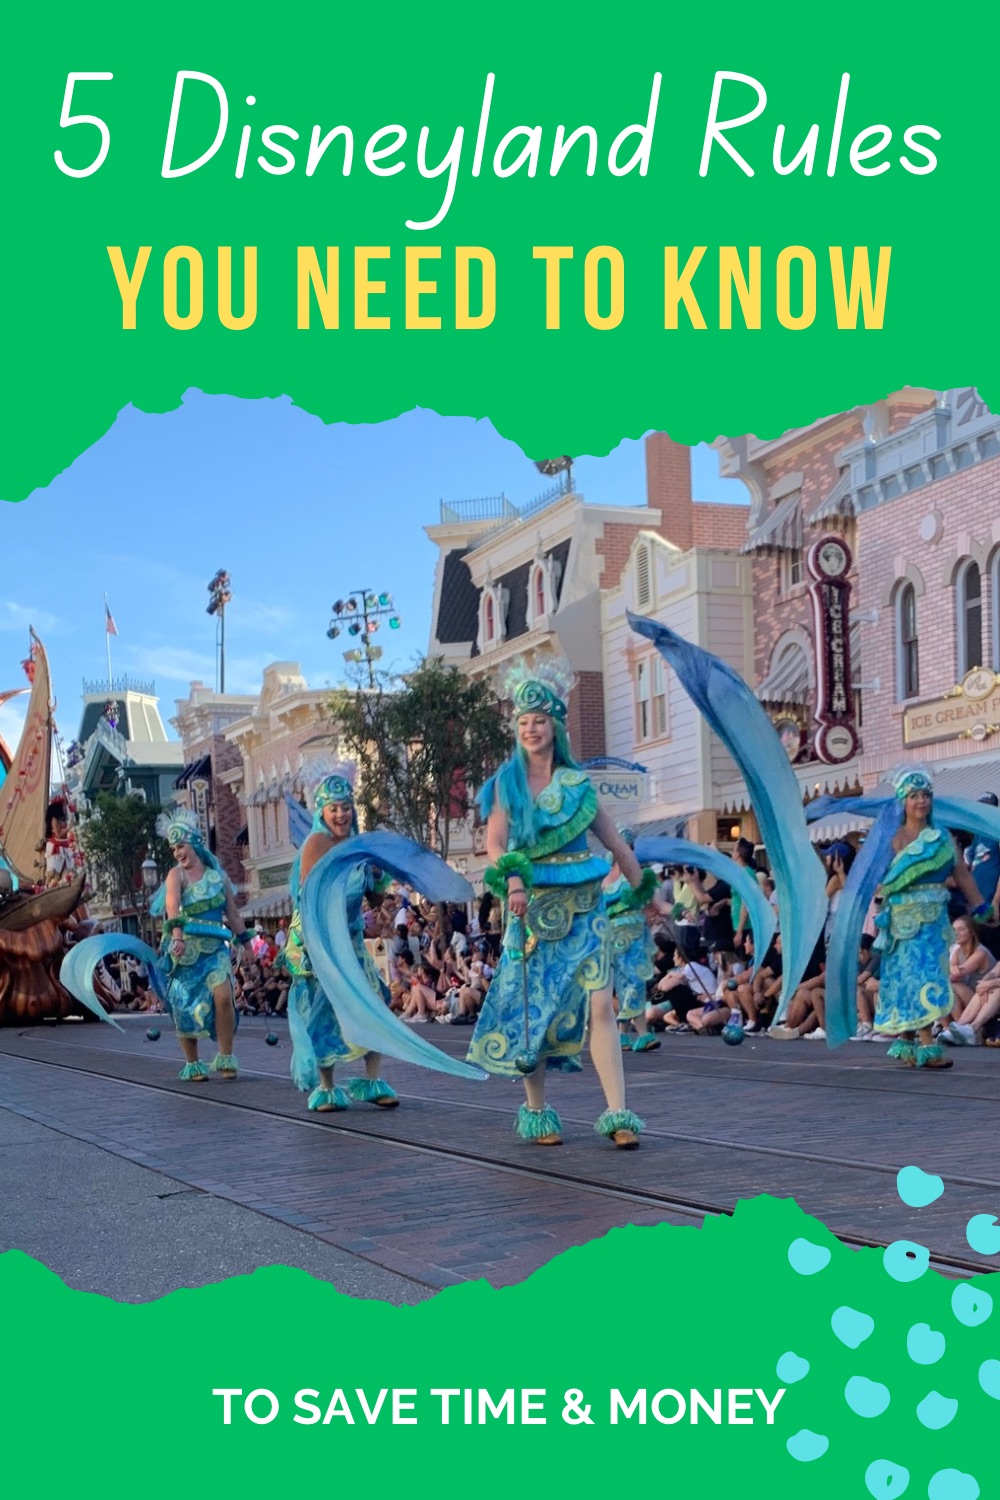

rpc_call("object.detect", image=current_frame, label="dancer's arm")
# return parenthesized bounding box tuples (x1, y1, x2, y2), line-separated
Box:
(223, 886, 250, 963)
(591, 808, 642, 887)
(486, 804, 529, 919)
(164, 868, 185, 958)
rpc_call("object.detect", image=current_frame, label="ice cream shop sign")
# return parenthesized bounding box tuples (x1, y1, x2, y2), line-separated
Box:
(582, 758, 648, 813)
(904, 670, 1000, 747)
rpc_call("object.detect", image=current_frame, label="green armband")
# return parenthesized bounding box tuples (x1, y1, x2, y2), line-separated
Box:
(483, 851, 535, 900)
(620, 868, 659, 912)
(165, 917, 186, 934)
(234, 930, 253, 946)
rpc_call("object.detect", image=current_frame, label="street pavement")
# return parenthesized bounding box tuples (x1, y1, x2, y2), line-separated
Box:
(2, 1014, 999, 1303)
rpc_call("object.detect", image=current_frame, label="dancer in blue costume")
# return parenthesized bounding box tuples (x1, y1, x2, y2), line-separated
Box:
(467, 661, 655, 1149)
(605, 830, 660, 1054)
(155, 807, 247, 1081)
(871, 768, 987, 1069)
(285, 767, 400, 1113)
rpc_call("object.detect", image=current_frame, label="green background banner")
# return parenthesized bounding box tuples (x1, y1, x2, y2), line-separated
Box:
(5, 2, 1000, 1494)
(3, 0, 996, 500)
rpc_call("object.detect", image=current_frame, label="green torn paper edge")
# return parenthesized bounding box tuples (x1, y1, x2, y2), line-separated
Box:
(1, 1195, 996, 1497)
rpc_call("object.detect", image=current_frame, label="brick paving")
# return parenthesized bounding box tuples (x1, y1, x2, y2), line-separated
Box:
(2, 1017, 999, 1288)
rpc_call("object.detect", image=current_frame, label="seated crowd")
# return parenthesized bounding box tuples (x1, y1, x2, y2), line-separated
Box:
(93, 805, 1000, 1051)
(627, 828, 1000, 1047)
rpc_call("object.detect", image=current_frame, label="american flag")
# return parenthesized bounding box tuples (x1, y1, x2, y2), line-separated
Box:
(105, 601, 118, 637)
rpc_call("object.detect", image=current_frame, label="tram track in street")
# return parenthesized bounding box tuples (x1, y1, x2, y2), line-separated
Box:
(2, 1027, 996, 1283)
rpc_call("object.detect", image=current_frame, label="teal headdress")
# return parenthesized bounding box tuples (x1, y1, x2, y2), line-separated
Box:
(892, 766, 933, 801)
(158, 806, 205, 853)
(304, 759, 359, 835)
(150, 806, 229, 915)
(290, 760, 360, 902)
(504, 656, 573, 722)
(477, 656, 580, 847)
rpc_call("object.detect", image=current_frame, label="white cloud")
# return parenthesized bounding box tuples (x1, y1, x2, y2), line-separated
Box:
(0, 696, 27, 758)
(119, 644, 216, 684)
(239, 600, 294, 630)
(0, 602, 59, 634)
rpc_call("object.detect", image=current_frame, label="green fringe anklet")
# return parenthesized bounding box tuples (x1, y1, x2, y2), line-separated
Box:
(209, 1053, 239, 1077)
(347, 1078, 400, 1108)
(595, 1107, 645, 1138)
(514, 1104, 562, 1143)
(916, 1043, 953, 1069)
(308, 1085, 350, 1112)
(179, 1061, 210, 1082)
(630, 1034, 661, 1053)
(887, 1039, 917, 1065)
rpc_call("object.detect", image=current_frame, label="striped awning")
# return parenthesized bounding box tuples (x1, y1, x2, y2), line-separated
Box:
(809, 471, 854, 525)
(756, 623, 860, 707)
(756, 642, 811, 705)
(629, 812, 693, 839)
(175, 754, 211, 789)
(874, 757, 1000, 802)
(741, 493, 802, 555)
(240, 892, 293, 920)
(807, 811, 873, 842)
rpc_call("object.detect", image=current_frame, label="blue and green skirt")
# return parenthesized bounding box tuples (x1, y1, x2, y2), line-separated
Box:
(467, 880, 611, 1077)
(874, 884, 953, 1034)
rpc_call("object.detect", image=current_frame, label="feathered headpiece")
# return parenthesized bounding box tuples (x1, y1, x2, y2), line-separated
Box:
(299, 757, 357, 809)
(891, 763, 933, 801)
(501, 655, 576, 722)
(299, 757, 359, 836)
(156, 806, 202, 848)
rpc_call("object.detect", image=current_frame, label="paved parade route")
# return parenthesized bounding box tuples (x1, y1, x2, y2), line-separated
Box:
(2, 1015, 999, 1303)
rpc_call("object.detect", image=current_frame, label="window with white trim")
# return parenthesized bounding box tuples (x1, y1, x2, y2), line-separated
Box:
(991, 551, 1000, 672)
(956, 559, 983, 675)
(635, 658, 650, 741)
(532, 565, 546, 620)
(781, 549, 804, 593)
(896, 582, 919, 700)
(652, 656, 668, 737)
(483, 592, 495, 644)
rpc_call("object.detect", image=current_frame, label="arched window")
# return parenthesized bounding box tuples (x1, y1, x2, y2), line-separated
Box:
(533, 565, 546, 620)
(956, 560, 983, 675)
(484, 593, 495, 643)
(896, 583, 919, 700)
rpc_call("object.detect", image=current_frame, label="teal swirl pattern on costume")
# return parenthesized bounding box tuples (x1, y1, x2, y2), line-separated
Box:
(286, 860, 369, 1089)
(873, 827, 955, 1035)
(468, 767, 612, 1077)
(606, 875, 654, 1020)
(162, 866, 235, 1040)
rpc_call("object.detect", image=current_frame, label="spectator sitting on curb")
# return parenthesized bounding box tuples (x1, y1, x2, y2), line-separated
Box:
(646, 949, 717, 1033)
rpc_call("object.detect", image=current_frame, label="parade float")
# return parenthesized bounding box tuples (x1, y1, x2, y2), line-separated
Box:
(0, 633, 87, 1023)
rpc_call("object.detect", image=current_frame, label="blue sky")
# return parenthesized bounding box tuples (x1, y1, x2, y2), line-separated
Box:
(0, 393, 746, 753)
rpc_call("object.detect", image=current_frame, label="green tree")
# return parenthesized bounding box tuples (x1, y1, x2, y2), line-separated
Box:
(78, 792, 171, 912)
(331, 657, 510, 862)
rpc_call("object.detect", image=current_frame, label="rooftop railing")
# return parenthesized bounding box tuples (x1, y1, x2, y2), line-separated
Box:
(82, 675, 156, 696)
(439, 495, 517, 524)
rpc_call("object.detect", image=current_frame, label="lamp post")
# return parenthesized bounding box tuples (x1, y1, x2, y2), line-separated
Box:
(327, 589, 401, 688)
(206, 569, 233, 694)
